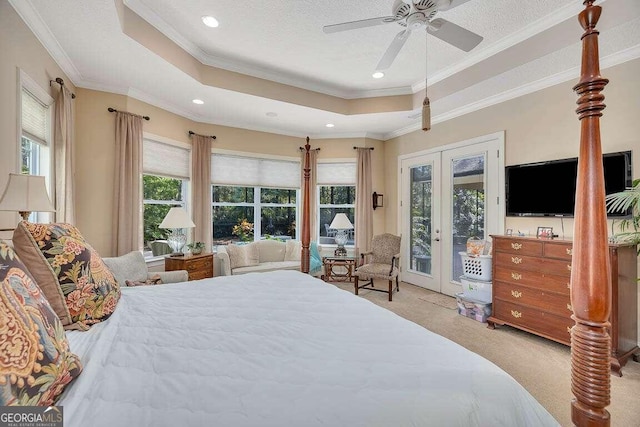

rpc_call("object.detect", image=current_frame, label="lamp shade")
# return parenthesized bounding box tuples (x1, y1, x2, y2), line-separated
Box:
(0, 174, 55, 213)
(159, 207, 195, 229)
(329, 213, 353, 230)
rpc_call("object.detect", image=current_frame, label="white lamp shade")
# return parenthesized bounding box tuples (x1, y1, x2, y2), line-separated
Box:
(159, 207, 195, 229)
(0, 174, 55, 213)
(329, 213, 353, 230)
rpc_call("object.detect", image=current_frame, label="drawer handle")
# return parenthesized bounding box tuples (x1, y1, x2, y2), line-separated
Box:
(188, 265, 196, 270)
(567, 303, 573, 311)
(511, 310, 522, 319)
(567, 326, 572, 333)
(511, 256, 522, 265)
(511, 272, 522, 280)
(567, 282, 570, 289)
(566, 248, 573, 256)
(511, 290, 522, 298)
(567, 264, 572, 271)
(511, 243, 522, 250)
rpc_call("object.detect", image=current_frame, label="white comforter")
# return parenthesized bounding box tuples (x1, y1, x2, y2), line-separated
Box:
(59, 270, 559, 427)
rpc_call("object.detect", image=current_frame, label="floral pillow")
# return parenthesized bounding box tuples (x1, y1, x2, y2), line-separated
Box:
(12, 222, 121, 330)
(0, 240, 83, 405)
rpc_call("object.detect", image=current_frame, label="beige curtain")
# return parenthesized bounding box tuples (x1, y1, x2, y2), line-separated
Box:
(112, 112, 143, 256)
(355, 148, 373, 252)
(54, 85, 75, 223)
(301, 148, 318, 241)
(191, 134, 213, 251)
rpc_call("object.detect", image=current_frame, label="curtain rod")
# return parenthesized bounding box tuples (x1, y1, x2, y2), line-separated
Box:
(188, 130, 216, 139)
(107, 107, 150, 121)
(49, 77, 76, 99)
(353, 146, 374, 150)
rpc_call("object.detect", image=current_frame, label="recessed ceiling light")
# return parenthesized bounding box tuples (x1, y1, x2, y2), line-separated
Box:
(325, 123, 335, 128)
(201, 16, 219, 28)
(266, 112, 278, 117)
(192, 99, 204, 105)
(372, 72, 385, 79)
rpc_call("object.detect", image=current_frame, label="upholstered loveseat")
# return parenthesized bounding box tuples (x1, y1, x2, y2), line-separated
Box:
(217, 240, 322, 276)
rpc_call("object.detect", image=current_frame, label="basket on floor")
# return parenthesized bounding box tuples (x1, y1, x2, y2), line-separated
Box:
(458, 252, 492, 281)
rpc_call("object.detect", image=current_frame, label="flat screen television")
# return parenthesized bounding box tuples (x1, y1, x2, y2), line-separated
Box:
(505, 150, 632, 217)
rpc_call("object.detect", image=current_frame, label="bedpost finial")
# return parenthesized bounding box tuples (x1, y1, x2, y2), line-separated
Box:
(578, 0, 601, 31)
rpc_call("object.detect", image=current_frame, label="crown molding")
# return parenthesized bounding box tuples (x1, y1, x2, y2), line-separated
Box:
(411, 0, 607, 93)
(9, 0, 82, 83)
(387, 42, 640, 141)
(123, 0, 413, 100)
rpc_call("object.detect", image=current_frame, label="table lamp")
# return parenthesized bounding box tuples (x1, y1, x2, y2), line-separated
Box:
(159, 207, 195, 257)
(0, 173, 55, 221)
(329, 213, 353, 256)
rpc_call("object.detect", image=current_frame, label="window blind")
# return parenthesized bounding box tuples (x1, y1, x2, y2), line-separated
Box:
(317, 162, 356, 185)
(211, 154, 299, 188)
(143, 139, 190, 179)
(21, 89, 48, 145)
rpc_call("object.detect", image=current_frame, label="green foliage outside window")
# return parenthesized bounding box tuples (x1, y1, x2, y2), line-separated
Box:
(143, 175, 184, 246)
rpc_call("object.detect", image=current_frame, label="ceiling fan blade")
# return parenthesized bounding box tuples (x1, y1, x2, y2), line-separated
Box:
(376, 29, 411, 71)
(323, 16, 395, 34)
(437, 0, 472, 11)
(426, 18, 483, 52)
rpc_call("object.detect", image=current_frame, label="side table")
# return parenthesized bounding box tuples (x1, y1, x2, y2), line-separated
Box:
(322, 255, 358, 282)
(165, 253, 214, 281)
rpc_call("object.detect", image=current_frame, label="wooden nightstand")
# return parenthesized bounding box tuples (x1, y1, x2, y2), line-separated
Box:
(164, 253, 214, 281)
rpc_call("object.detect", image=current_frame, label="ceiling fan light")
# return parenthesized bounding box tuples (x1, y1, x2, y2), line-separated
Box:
(422, 96, 431, 131)
(201, 16, 219, 28)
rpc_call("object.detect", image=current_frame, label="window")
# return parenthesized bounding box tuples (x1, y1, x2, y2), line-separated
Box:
(317, 162, 356, 245)
(20, 84, 53, 222)
(211, 154, 299, 244)
(142, 138, 190, 255)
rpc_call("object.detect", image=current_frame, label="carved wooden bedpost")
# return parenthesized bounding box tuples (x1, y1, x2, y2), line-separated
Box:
(301, 137, 311, 273)
(571, 1, 611, 426)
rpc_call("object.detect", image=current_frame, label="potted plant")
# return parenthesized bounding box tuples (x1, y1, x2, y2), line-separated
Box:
(187, 241, 205, 255)
(606, 178, 640, 250)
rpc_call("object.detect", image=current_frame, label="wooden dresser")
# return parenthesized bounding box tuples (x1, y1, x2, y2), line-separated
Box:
(165, 253, 214, 281)
(488, 235, 638, 375)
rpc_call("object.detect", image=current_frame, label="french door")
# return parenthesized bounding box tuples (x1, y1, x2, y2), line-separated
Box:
(400, 132, 504, 296)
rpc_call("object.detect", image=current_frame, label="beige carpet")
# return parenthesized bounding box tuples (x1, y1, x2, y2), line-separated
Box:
(332, 280, 640, 427)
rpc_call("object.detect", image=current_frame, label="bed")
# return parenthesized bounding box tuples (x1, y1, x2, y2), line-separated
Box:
(1, 2, 613, 425)
(58, 270, 558, 427)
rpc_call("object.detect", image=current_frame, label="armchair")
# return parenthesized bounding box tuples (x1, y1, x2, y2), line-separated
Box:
(353, 233, 401, 301)
(103, 251, 188, 286)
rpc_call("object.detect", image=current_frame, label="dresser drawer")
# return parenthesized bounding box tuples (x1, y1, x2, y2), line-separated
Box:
(493, 268, 570, 295)
(494, 282, 573, 317)
(494, 239, 543, 256)
(185, 257, 213, 272)
(494, 252, 572, 276)
(544, 242, 574, 260)
(188, 270, 212, 281)
(493, 300, 573, 345)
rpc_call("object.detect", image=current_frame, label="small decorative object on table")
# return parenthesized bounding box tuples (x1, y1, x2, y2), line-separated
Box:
(187, 241, 205, 255)
(536, 226, 553, 239)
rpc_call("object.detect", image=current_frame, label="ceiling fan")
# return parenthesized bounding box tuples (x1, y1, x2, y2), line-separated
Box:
(323, 0, 483, 72)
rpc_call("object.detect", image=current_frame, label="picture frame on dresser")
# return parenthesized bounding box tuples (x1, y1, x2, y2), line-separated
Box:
(536, 226, 553, 239)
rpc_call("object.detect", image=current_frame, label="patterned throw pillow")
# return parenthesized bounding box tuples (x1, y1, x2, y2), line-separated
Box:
(0, 240, 82, 405)
(12, 222, 121, 330)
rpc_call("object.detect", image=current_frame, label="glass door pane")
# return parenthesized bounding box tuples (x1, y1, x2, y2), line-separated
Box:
(450, 155, 486, 282)
(410, 165, 432, 275)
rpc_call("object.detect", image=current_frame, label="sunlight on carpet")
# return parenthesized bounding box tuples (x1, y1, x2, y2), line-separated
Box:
(418, 293, 457, 310)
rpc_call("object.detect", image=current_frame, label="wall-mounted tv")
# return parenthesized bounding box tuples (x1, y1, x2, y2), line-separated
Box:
(505, 150, 632, 217)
